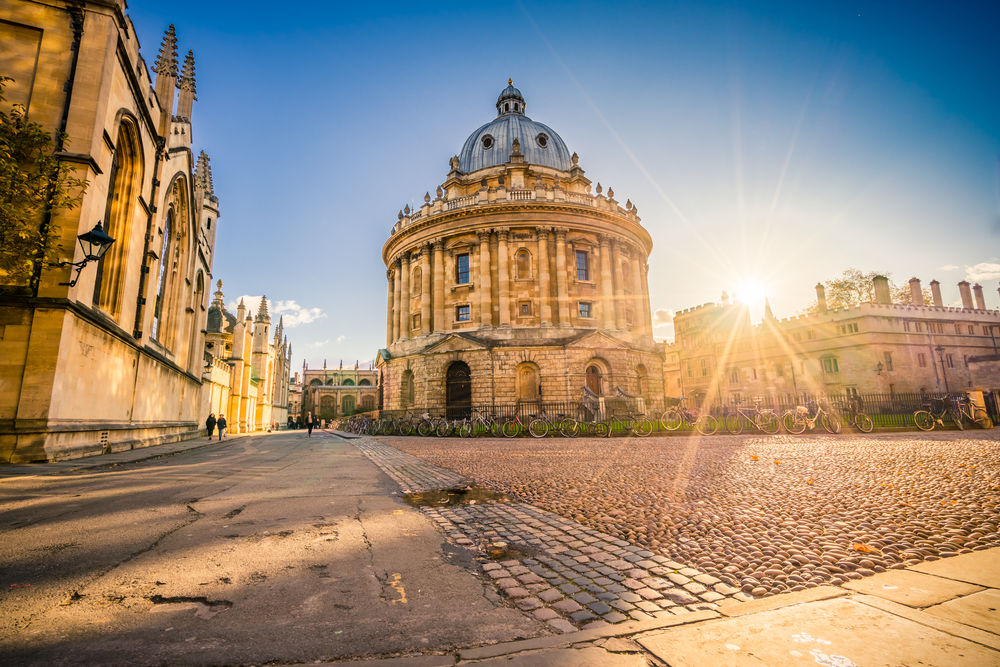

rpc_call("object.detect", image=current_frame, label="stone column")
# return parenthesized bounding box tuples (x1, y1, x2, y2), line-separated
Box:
(641, 260, 652, 337)
(385, 268, 394, 346)
(554, 229, 570, 327)
(399, 253, 411, 340)
(420, 243, 431, 332)
(478, 230, 492, 327)
(536, 228, 552, 326)
(598, 235, 614, 329)
(630, 247, 644, 332)
(432, 238, 445, 332)
(497, 229, 511, 327)
(612, 240, 626, 329)
(391, 257, 401, 342)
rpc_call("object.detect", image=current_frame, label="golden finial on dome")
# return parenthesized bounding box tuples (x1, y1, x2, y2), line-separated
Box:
(508, 78, 513, 85)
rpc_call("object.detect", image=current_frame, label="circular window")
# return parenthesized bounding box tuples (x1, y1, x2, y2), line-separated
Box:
(536, 133, 548, 148)
(482, 134, 494, 149)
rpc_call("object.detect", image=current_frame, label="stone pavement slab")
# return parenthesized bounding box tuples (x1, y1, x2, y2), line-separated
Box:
(843, 569, 983, 607)
(467, 645, 648, 665)
(853, 594, 1000, 653)
(910, 549, 1000, 588)
(636, 596, 1000, 667)
(924, 589, 1000, 635)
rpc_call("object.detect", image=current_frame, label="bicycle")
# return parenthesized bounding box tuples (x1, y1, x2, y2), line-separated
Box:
(528, 409, 579, 438)
(501, 411, 532, 438)
(914, 395, 990, 431)
(782, 399, 841, 434)
(722, 399, 780, 435)
(660, 398, 719, 435)
(466, 407, 502, 437)
(843, 396, 874, 433)
(606, 409, 654, 437)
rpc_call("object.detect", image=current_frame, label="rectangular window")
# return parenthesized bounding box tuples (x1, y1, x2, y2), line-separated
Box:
(969, 325, 974, 334)
(884, 351, 893, 371)
(687, 364, 693, 378)
(946, 353, 954, 368)
(456, 304, 470, 322)
(411, 313, 421, 331)
(846, 387, 859, 398)
(917, 352, 926, 367)
(578, 301, 592, 318)
(903, 320, 911, 332)
(914, 322, 922, 332)
(455, 253, 470, 284)
(956, 324, 963, 334)
(575, 250, 590, 281)
(752, 368, 758, 380)
(776, 364, 784, 377)
(519, 301, 532, 316)
(701, 359, 708, 377)
(728, 368, 739, 384)
(822, 357, 839, 374)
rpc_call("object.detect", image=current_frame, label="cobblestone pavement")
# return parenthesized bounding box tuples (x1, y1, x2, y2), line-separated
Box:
(352, 437, 747, 632)
(381, 431, 1000, 600)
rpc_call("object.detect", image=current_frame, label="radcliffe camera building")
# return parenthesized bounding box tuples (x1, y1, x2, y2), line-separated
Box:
(1, 3, 219, 461)
(378, 83, 663, 415)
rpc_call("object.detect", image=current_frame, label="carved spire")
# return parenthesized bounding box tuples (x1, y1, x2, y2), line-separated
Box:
(178, 50, 196, 94)
(153, 25, 178, 76)
(194, 150, 214, 195)
(211, 279, 225, 307)
(256, 295, 271, 323)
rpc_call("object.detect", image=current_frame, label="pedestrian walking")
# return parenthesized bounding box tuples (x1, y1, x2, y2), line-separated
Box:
(217, 414, 227, 440)
(205, 413, 216, 440)
(306, 411, 313, 437)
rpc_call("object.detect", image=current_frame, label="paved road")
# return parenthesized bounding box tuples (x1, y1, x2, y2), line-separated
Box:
(0, 432, 541, 665)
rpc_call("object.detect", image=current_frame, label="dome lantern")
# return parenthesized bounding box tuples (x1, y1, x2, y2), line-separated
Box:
(496, 78, 526, 117)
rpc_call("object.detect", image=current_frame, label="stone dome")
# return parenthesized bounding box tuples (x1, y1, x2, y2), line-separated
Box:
(457, 82, 573, 173)
(206, 280, 236, 333)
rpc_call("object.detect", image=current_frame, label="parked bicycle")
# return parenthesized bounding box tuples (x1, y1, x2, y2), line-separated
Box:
(606, 409, 654, 437)
(722, 399, 780, 435)
(528, 409, 579, 438)
(660, 397, 719, 435)
(914, 395, 990, 431)
(782, 398, 841, 434)
(843, 396, 874, 433)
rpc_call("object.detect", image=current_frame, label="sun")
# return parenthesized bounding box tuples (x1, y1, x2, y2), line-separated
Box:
(735, 279, 766, 307)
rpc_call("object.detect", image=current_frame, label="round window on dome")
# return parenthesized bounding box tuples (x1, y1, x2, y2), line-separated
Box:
(482, 134, 494, 149)
(536, 133, 548, 148)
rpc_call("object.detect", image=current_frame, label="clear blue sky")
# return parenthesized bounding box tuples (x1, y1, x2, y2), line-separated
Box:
(127, 0, 1000, 369)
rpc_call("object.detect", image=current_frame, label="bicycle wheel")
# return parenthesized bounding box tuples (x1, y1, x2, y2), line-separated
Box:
(633, 417, 653, 437)
(724, 413, 744, 435)
(950, 409, 965, 431)
(758, 411, 781, 435)
(400, 421, 416, 436)
(558, 418, 580, 437)
(501, 418, 520, 438)
(661, 408, 683, 431)
(695, 414, 719, 435)
(854, 413, 874, 433)
(457, 422, 473, 438)
(783, 411, 807, 434)
(913, 410, 935, 431)
(974, 408, 992, 428)
(489, 419, 505, 437)
(417, 420, 434, 437)
(528, 418, 550, 438)
(435, 421, 452, 437)
(821, 413, 842, 434)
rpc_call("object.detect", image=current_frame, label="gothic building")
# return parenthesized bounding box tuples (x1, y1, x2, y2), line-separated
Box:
(1, 2, 219, 461)
(377, 82, 663, 416)
(203, 283, 291, 433)
(300, 363, 378, 422)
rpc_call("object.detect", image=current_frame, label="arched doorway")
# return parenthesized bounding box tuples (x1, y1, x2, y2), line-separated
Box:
(585, 365, 603, 395)
(445, 361, 472, 419)
(516, 362, 540, 402)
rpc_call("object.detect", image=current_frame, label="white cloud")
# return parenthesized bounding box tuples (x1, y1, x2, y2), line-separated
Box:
(336, 335, 346, 343)
(227, 295, 326, 328)
(938, 264, 960, 271)
(652, 308, 675, 327)
(965, 262, 1000, 282)
(310, 339, 331, 348)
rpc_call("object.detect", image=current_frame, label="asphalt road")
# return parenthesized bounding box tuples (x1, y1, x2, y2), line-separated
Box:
(0, 432, 542, 665)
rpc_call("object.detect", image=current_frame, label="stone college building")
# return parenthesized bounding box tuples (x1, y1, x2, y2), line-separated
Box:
(377, 82, 663, 416)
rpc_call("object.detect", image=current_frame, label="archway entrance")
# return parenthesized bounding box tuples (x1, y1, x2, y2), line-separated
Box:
(586, 365, 603, 395)
(446, 361, 472, 419)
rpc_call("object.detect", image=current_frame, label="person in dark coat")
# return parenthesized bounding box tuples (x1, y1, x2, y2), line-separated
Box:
(205, 413, 216, 440)
(217, 414, 228, 440)
(306, 412, 314, 437)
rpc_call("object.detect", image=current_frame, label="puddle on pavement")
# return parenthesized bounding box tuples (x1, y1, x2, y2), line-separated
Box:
(402, 485, 510, 508)
(483, 541, 539, 561)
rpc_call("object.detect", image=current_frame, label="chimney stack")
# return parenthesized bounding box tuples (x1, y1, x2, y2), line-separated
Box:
(816, 283, 827, 312)
(973, 283, 986, 310)
(930, 280, 943, 307)
(908, 277, 922, 305)
(958, 281, 974, 309)
(873, 275, 891, 305)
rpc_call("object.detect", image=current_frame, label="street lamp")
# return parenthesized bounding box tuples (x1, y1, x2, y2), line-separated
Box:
(59, 221, 116, 287)
(935, 345, 950, 394)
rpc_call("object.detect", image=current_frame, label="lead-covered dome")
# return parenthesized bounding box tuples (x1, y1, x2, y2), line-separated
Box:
(457, 81, 573, 173)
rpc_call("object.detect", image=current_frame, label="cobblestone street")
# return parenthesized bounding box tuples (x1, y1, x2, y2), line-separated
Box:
(376, 431, 1000, 606)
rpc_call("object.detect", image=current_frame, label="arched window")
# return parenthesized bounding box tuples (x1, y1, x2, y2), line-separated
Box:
(94, 118, 142, 317)
(516, 248, 531, 280)
(342, 395, 356, 414)
(342, 378, 355, 386)
(309, 379, 322, 386)
(361, 395, 375, 411)
(359, 378, 371, 386)
(516, 362, 540, 402)
(401, 369, 415, 407)
(150, 210, 172, 342)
